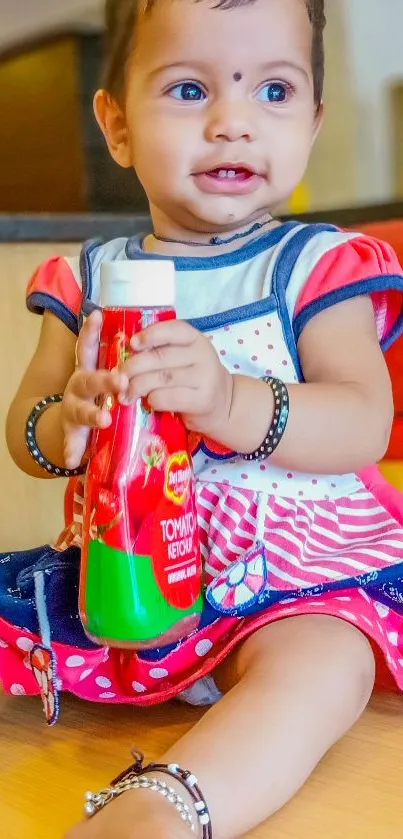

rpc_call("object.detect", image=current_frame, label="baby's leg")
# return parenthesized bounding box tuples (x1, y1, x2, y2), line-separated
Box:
(163, 614, 374, 838)
(67, 615, 374, 839)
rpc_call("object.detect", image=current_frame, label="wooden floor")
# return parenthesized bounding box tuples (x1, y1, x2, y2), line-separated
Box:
(0, 690, 402, 838)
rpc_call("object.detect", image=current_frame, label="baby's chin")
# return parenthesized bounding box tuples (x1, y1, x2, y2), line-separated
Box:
(182, 197, 268, 235)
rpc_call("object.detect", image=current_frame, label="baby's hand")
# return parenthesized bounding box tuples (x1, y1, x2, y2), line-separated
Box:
(62, 310, 128, 469)
(119, 319, 233, 439)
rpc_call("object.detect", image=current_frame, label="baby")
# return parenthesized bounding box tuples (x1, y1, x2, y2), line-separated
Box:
(1, 1, 403, 837)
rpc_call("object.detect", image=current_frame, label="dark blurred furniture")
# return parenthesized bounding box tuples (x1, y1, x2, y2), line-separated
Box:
(0, 33, 148, 214)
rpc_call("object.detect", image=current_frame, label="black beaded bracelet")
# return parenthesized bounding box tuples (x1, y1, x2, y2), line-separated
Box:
(241, 376, 289, 462)
(25, 394, 87, 478)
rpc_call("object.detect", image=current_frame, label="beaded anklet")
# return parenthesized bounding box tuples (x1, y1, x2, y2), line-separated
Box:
(85, 750, 212, 838)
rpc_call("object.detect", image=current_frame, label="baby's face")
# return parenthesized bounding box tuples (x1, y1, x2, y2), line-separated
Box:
(103, 0, 321, 233)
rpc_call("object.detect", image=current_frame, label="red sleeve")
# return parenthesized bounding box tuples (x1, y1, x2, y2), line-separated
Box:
(26, 256, 82, 335)
(293, 235, 403, 350)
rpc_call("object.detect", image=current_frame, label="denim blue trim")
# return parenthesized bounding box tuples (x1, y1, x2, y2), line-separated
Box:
(383, 312, 403, 351)
(293, 275, 403, 348)
(0, 545, 97, 647)
(2, 544, 403, 656)
(193, 441, 236, 461)
(27, 292, 79, 335)
(126, 221, 301, 272)
(79, 239, 103, 328)
(34, 571, 51, 648)
(271, 223, 338, 382)
(138, 561, 403, 660)
(188, 294, 277, 332)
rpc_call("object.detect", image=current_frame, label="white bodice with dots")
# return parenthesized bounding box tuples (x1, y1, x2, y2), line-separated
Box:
(191, 311, 360, 500)
(83, 225, 365, 502)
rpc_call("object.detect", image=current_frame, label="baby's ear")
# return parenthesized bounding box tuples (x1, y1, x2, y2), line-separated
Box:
(93, 89, 132, 169)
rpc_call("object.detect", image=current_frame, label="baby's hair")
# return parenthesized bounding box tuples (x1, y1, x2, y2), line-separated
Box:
(102, 0, 325, 108)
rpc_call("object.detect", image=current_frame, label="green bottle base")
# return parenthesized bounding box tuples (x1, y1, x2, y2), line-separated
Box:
(81, 539, 203, 648)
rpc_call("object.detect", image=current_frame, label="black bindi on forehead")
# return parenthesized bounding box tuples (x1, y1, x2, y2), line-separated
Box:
(233, 72, 242, 82)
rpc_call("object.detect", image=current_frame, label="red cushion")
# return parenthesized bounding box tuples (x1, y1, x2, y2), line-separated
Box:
(347, 220, 403, 458)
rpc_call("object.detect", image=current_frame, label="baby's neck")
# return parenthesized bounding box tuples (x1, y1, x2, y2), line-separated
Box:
(143, 212, 280, 259)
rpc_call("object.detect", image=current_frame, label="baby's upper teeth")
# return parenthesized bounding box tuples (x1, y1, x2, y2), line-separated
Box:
(218, 169, 237, 178)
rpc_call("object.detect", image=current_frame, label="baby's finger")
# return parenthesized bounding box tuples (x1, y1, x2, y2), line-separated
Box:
(76, 310, 103, 371)
(146, 386, 198, 414)
(120, 344, 194, 379)
(131, 319, 197, 352)
(72, 368, 128, 401)
(120, 366, 196, 403)
(66, 398, 112, 431)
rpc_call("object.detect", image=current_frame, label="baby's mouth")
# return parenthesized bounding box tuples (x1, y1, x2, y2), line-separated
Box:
(203, 166, 256, 181)
(192, 164, 264, 195)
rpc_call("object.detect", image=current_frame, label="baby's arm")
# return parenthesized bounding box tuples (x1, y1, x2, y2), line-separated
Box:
(6, 311, 77, 477)
(6, 310, 127, 477)
(222, 294, 393, 473)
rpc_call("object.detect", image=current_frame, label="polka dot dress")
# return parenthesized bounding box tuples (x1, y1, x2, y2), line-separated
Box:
(2, 227, 403, 712)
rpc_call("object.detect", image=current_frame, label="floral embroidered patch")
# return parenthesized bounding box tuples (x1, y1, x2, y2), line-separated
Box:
(30, 643, 59, 725)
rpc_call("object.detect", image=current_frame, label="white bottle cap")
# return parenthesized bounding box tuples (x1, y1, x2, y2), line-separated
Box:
(100, 260, 176, 308)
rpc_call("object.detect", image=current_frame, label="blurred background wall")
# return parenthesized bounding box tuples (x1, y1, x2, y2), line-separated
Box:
(0, 0, 402, 214)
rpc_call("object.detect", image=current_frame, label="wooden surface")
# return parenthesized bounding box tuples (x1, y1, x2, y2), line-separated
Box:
(0, 691, 402, 838)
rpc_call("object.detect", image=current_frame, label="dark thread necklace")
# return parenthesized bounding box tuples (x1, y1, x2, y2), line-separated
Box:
(152, 215, 273, 248)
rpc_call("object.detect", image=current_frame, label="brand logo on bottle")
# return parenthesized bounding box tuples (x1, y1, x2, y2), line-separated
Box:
(164, 452, 192, 506)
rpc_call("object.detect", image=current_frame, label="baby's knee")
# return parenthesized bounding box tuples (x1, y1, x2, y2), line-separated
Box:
(324, 617, 375, 707)
(303, 616, 375, 701)
(310, 617, 376, 738)
(242, 614, 376, 704)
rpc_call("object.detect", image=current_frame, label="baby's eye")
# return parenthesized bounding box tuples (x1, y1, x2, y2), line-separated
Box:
(256, 82, 292, 103)
(168, 82, 206, 102)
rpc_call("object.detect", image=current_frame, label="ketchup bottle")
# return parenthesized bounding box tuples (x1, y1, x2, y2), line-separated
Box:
(79, 260, 203, 649)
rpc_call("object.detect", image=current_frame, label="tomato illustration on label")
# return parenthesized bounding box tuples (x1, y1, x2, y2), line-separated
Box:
(114, 330, 133, 364)
(164, 451, 192, 506)
(142, 435, 167, 486)
(90, 487, 123, 549)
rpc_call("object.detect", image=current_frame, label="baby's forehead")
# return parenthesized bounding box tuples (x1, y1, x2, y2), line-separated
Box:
(102, 0, 319, 99)
(133, 0, 313, 69)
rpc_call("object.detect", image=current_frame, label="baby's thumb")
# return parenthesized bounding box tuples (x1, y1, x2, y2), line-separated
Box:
(64, 425, 90, 470)
(76, 310, 102, 371)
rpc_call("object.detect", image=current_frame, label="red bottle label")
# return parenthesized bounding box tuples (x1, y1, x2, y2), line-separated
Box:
(80, 304, 203, 646)
(151, 490, 200, 610)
